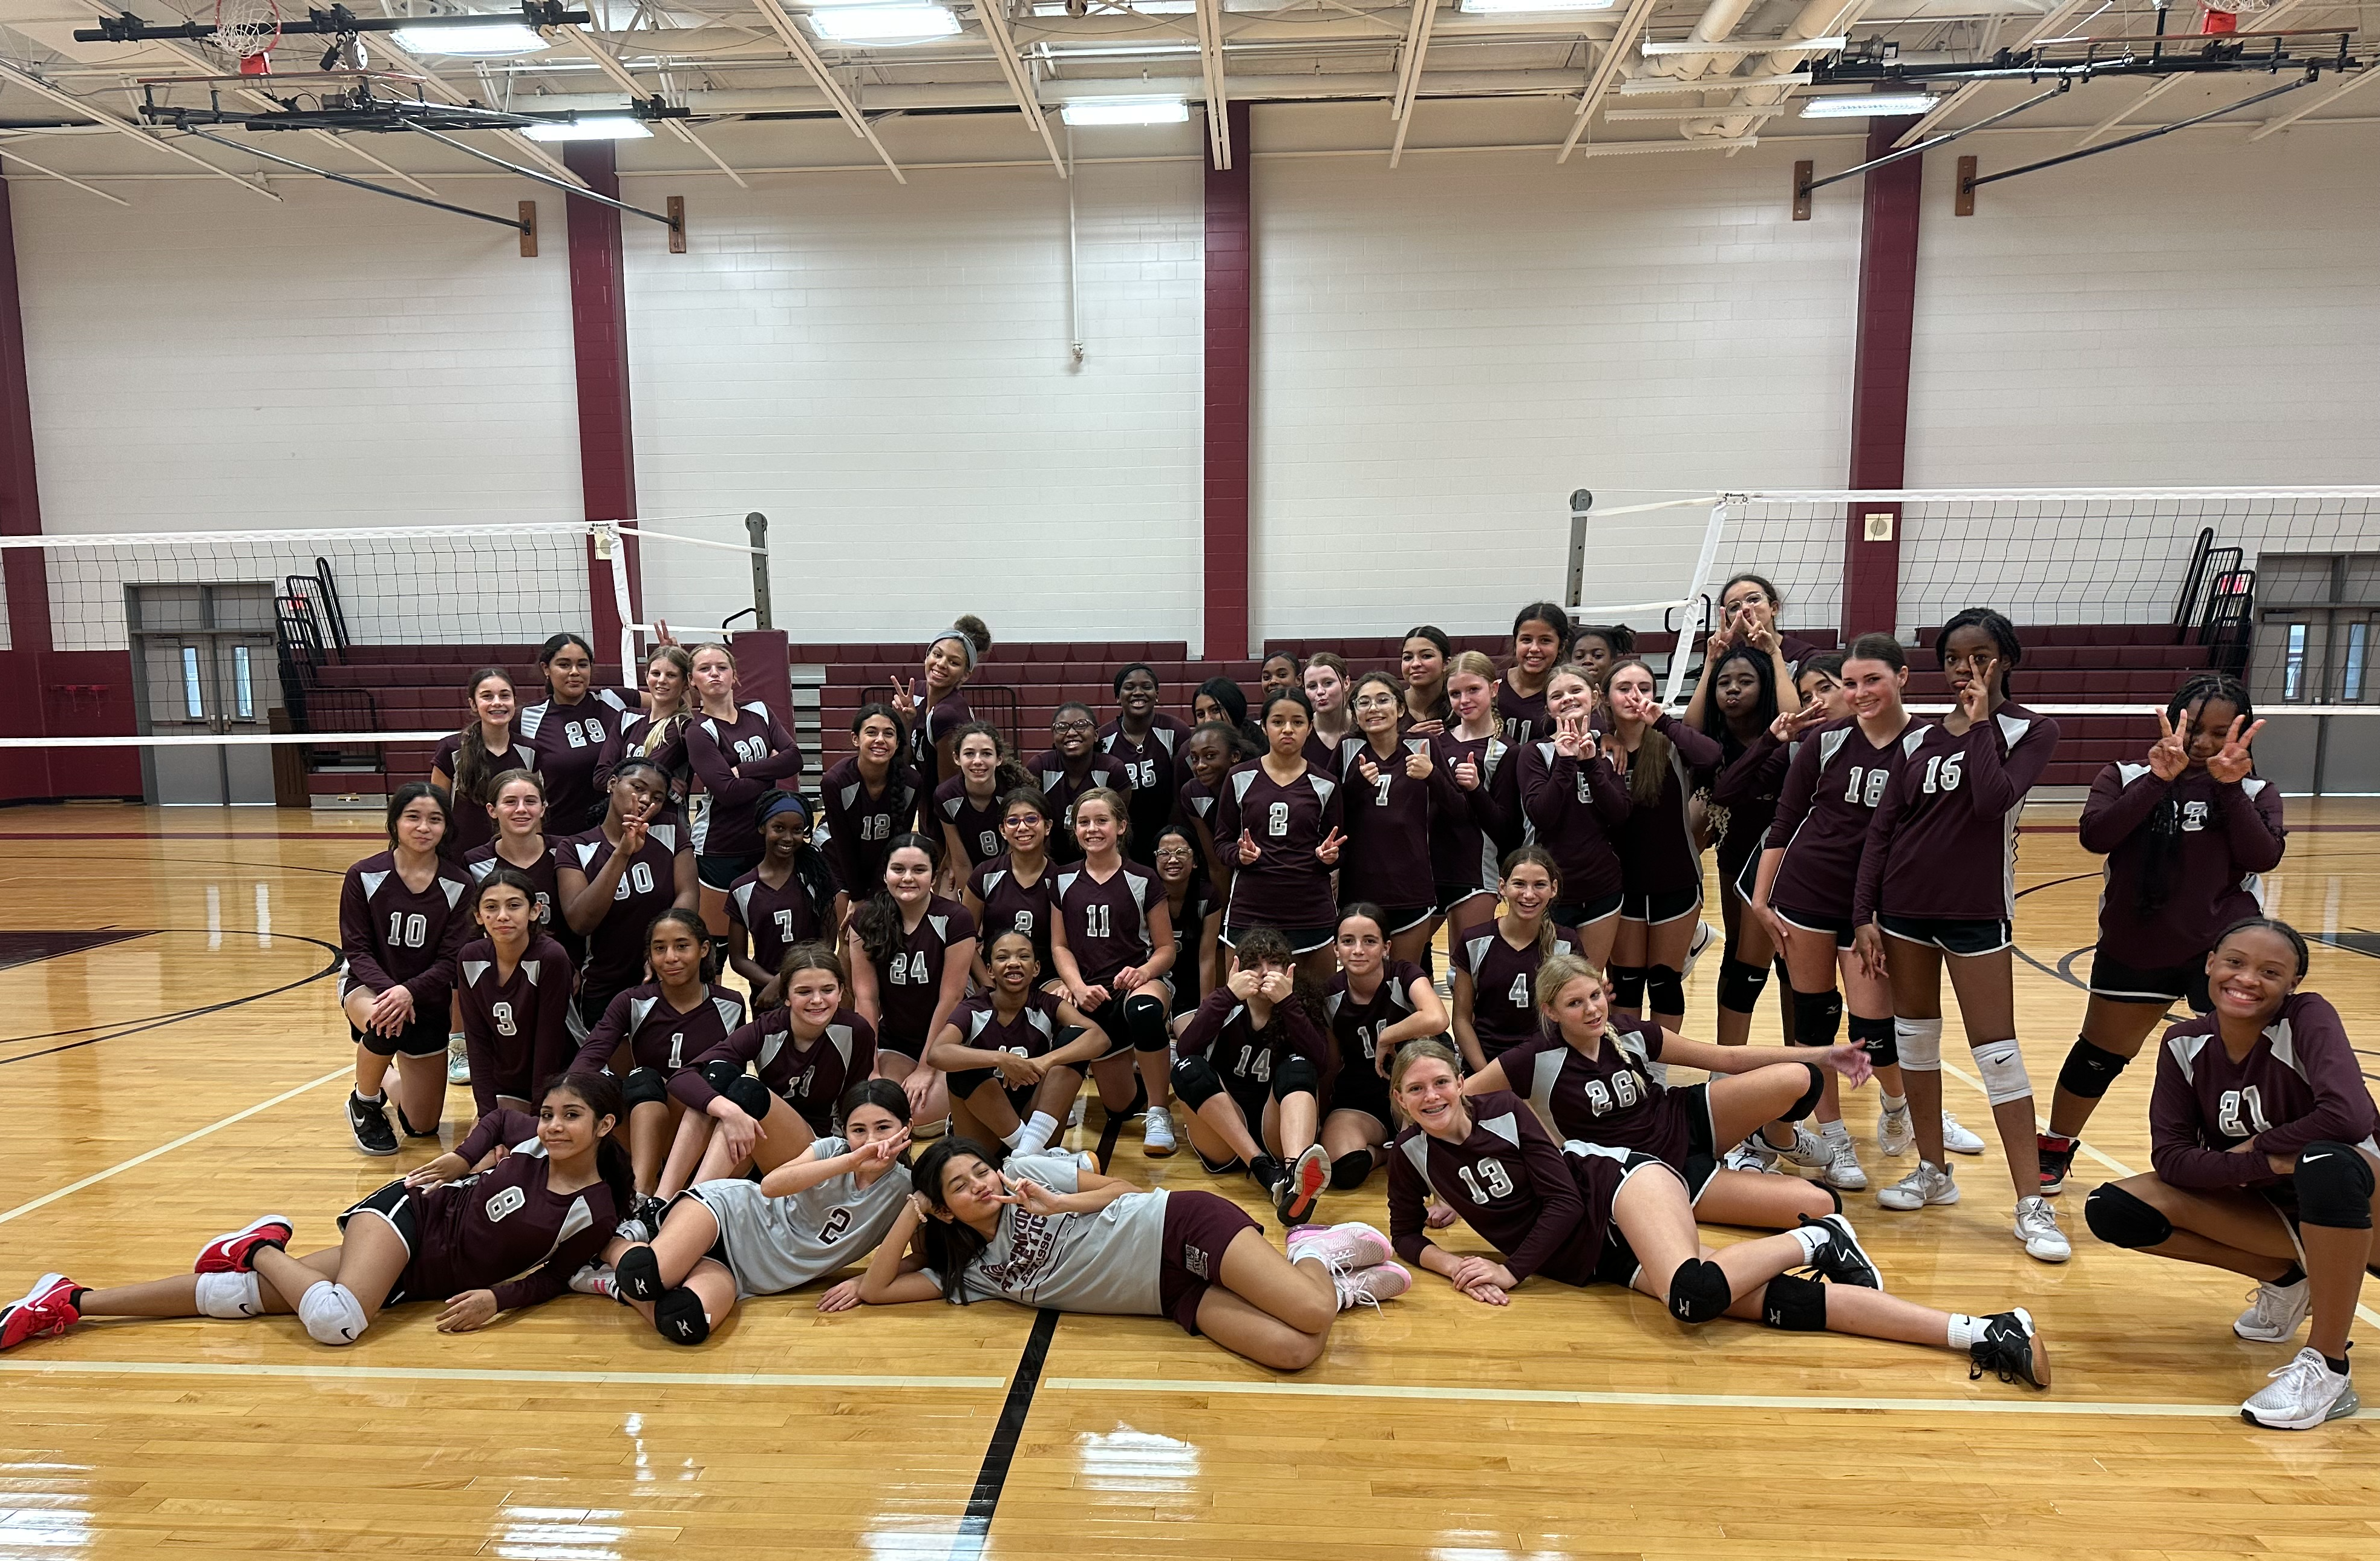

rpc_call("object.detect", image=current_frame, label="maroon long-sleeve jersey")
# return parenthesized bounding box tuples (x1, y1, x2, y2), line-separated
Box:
(1854, 704, 2060, 924)
(1387, 1089, 1608, 1284)
(2150, 993, 2380, 1190)
(2081, 765, 2286, 967)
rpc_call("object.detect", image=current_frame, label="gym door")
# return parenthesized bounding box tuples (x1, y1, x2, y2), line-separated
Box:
(129, 584, 282, 805)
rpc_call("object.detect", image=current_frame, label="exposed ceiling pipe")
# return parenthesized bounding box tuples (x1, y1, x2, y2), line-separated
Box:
(1686, 0, 1871, 140)
(1644, 0, 1765, 82)
(514, 68, 1598, 115)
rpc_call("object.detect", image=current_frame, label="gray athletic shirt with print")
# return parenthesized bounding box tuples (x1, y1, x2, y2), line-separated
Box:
(687, 1135, 915, 1299)
(925, 1153, 1169, 1315)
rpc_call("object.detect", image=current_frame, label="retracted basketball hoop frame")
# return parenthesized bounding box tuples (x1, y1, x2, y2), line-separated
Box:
(1788, 25, 2369, 219)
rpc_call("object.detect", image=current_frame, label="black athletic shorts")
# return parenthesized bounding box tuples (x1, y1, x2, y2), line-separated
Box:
(1221, 921, 1336, 957)
(336, 1180, 422, 1306)
(1620, 885, 1700, 925)
(1771, 903, 1855, 950)
(1676, 1081, 1723, 1205)
(697, 850, 763, 892)
(1436, 881, 1493, 915)
(351, 1010, 451, 1059)
(1330, 1052, 1392, 1127)
(1371, 904, 1436, 937)
(2088, 945, 2214, 1010)
(947, 1066, 1038, 1120)
(1551, 891, 1624, 930)
(1879, 914, 2012, 957)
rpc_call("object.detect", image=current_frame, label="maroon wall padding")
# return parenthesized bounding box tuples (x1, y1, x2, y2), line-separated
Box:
(0, 177, 50, 659)
(565, 140, 642, 653)
(730, 629, 793, 745)
(0, 650, 140, 799)
(1843, 116, 1922, 641)
(1203, 101, 1255, 661)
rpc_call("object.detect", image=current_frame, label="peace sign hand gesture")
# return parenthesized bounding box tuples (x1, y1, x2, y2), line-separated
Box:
(1315, 827, 1345, 866)
(2207, 715, 2264, 785)
(2146, 709, 2192, 782)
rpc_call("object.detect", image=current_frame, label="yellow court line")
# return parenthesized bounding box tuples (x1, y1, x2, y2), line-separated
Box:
(0, 1358, 1005, 1390)
(0, 1066, 351, 1227)
(1043, 1376, 2270, 1419)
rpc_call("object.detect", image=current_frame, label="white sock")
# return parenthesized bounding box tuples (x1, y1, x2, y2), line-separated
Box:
(1821, 1119, 1851, 1145)
(1947, 1313, 1979, 1351)
(355, 1089, 383, 1104)
(1788, 1224, 1830, 1265)
(1015, 1112, 1059, 1155)
(999, 1122, 1029, 1151)
(1881, 1093, 1908, 1113)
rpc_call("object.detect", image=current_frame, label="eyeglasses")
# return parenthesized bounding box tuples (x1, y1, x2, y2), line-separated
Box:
(1154, 846, 1195, 861)
(1053, 719, 1095, 734)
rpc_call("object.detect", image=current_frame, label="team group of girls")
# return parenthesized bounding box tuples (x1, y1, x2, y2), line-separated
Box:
(7, 598, 2375, 1430)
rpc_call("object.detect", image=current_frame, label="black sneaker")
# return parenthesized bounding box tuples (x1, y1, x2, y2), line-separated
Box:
(2037, 1133, 2079, 1196)
(1249, 1154, 1286, 1196)
(1277, 1144, 1329, 1228)
(347, 1092, 397, 1157)
(1797, 1212, 1882, 1290)
(1969, 1308, 2051, 1390)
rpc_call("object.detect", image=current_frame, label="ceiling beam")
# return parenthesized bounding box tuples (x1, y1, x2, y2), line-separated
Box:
(752, 0, 906, 183)
(977, 0, 1067, 177)
(563, 25, 749, 188)
(1890, 0, 2097, 147)
(1387, 0, 1438, 168)
(360, 33, 587, 184)
(1557, 0, 1662, 163)
(0, 139, 131, 205)
(2075, 0, 2302, 147)
(2247, 55, 2380, 141)
(0, 58, 279, 199)
(1193, 0, 1231, 169)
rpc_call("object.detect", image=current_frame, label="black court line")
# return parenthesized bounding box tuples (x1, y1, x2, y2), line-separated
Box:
(952, 1308, 1061, 1561)
(0, 929, 153, 972)
(0, 929, 343, 1064)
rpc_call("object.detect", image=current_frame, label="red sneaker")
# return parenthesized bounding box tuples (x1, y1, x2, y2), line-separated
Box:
(0, 1273, 82, 1350)
(194, 1215, 293, 1274)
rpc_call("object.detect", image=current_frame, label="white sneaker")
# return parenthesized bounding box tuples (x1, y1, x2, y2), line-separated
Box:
(2241, 1347, 2361, 1430)
(1722, 1140, 1773, 1175)
(1140, 1104, 1176, 1157)
(2014, 1195, 2071, 1263)
(1067, 1098, 1086, 1129)
(569, 1262, 617, 1298)
(1941, 1113, 1985, 1155)
(1876, 1159, 1959, 1210)
(1287, 1220, 1393, 1272)
(446, 1037, 470, 1085)
(2235, 1278, 2313, 1343)
(1822, 1136, 1869, 1192)
(1776, 1126, 1832, 1171)
(1682, 918, 1716, 977)
(1877, 1104, 1914, 1157)
(1333, 1260, 1413, 1311)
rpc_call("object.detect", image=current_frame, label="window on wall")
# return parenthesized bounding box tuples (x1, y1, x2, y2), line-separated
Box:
(2281, 623, 2309, 701)
(2346, 622, 2370, 703)
(181, 645, 206, 719)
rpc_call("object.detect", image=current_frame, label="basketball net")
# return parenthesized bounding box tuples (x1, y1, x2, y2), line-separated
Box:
(213, 0, 281, 73)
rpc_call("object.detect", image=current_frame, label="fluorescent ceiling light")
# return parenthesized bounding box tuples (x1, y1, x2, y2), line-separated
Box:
(520, 115, 655, 141)
(1059, 98, 1191, 126)
(808, 4, 961, 44)
(1799, 93, 1937, 117)
(390, 22, 548, 56)
(1458, 0, 1618, 12)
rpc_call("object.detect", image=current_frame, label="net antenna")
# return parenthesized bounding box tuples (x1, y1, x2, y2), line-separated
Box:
(212, 0, 281, 74)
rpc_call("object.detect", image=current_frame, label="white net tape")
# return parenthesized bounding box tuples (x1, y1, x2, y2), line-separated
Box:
(212, 0, 281, 62)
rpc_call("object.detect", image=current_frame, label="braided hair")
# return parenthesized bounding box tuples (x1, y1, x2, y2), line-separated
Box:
(1935, 608, 2024, 696)
(2135, 673, 2255, 919)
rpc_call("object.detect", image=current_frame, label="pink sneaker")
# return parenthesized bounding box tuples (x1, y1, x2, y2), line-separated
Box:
(1337, 1261, 1412, 1308)
(0, 1273, 81, 1351)
(194, 1215, 293, 1275)
(1287, 1221, 1392, 1272)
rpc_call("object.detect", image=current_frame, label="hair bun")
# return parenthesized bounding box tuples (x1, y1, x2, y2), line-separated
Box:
(951, 614, 993, 654)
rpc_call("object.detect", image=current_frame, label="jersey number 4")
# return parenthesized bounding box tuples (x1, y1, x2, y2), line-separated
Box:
(1457, 1159, 1514, 1202)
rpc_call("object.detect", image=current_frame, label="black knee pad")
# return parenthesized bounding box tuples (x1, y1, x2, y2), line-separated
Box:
(1330, 1151, 1376, 1191)
(1646, 964, 1685, 1016)
(1607, 964, 1649, 1009)
(2083, 1183, 2172, 1249)
(623, 1067, 669, 1109)
(724, 1075, 773, 1121)
(1759, 1273, 1828, 1331)
(2295, 1142, 2376, 1230)
(701, 1059, 744, 1098)
(1666, 1257, 1732, 1324)
(615, 1244, 665, 1303)
(1848, 1013, 1896, 1067)
(1171, 1054, 1224, 1111)
(653, 1285, 710, 1346)
(1122, 993, 1172, 1053)
(2057, 1038, 2131, 1100)
(1822, 1185, 1844, 1214)
(394, 1104, 441, 1139)
(1790, 988, 1843, 1049)
(1785, 1061, 1826, 1122)
(1716, 957, 1770, 1015)
(1272, 1054, 1320, 1102)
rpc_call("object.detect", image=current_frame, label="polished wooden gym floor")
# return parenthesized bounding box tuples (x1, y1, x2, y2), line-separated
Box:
(3, 802, 2378, 1559)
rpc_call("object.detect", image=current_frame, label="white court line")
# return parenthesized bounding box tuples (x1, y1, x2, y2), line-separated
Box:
(1937, 1058, 2380, 1332)
(0, 1359, 1002, 1391)
(0, 1065, 350, 1226)
(1045, 1377, 2252, 1418)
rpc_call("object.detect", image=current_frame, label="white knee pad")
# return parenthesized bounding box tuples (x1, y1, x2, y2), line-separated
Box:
(194, 1271, 264, 1319)
(1894, 1016, 1943, 1072)
(1972, 1039, 2032, 1106)
(298, 1280, 368, 1346)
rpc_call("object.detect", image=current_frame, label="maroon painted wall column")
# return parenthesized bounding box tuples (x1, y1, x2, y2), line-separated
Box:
(0, 175, 51, 657)
(1842, 116, 1922, 641)
(1203, 101, 1254, 659)
(564, 142, 641, 659)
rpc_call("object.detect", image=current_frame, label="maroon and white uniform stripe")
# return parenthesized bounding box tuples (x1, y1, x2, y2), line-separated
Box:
(2081, 765, 2286, 968)
(678, 1007, 879, 1131)
(2150, 993, 2380, 1190)
(337, 851, 472, 1009)
(1854, 703, 2061, 924)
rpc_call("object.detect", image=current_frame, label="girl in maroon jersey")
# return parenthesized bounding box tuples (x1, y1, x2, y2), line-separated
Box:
(1321, 906, 1449, 1192)
(569, 909, 748, 1216)
(1568, 623, 1633, 686)
(339, 783, 474, 1157)
(1449, 846, 1583, 1070)
(1338, 670, 1463, 967)
(1432, 651, 1520, 940)
(557, 759, 699, 1027)
(725, 793, 838, 1010)
(1172, 928, 1336, 1225)
(1516, 666, 1627, 965)
(463, 771, 561, 939)
(906, 617, 993, 814)
(1194, 677, 1266, 756)
(2, 1072, 632, 1355)
(967, 788, 1057, 980)
(1175, 719, 1244, 891)
(1384, 1041, 2048, 1387)
(599, 644, 696, 808)
(1049, 788, 1179, 1161)
(1030, 702, 1133, 864)
(678, 943, 881, 1179)
(1301, 653, 1356, 769)
(932, 929, 1113, 1155)
(1854, 610, 2066, 1263)
(846, 833, 978, 1128)
(682, 642, 804, 939)
(2082, 918, 2380, 1428)
(1102, 663, 1195, 866)
(430, 668, 537, 862)
(518, 633, 632, 833)
(1711, 573, 1824, 670)
(933, 721, 1031, 889)
(1499, 602, 1571, 748)
(1748, 636, 1921, 1193)
(1216, 689, 1347, 984)
(2041, 675, 2280, 1194)
(819, 704, 921, 930)
(1258, 653, 1300, 703)
(454, 868, 577, 1121)
(1696, 646, 1797, 1050)
(1154, 822, 1221, 1027)
(1399, 626, 1453, 733)
(1603, 656, 1725, 1036)
(1467, 954, 1853, 1231)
